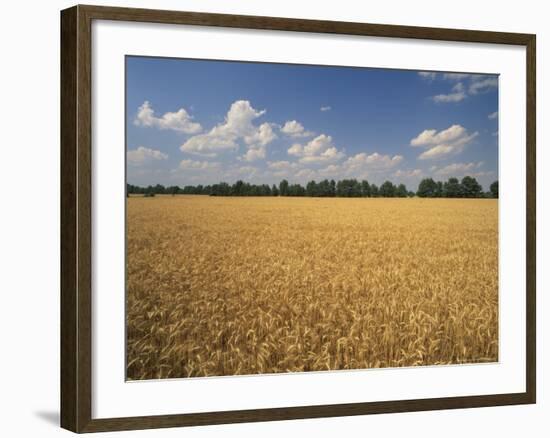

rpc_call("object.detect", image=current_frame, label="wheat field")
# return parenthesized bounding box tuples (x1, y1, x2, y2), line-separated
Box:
(126, 195, 498, 380)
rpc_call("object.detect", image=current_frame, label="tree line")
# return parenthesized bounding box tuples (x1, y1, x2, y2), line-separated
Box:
(128, 176, 498, 199)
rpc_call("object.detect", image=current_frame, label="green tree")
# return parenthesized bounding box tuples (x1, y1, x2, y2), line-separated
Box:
(153, 184, 166, 194)
(379, 180, 396, 197)
(361, 180, 371, 197)
(461, 176, 483, 198)
(306, 180, 319, 197)
(490, 181, 499, 198)
(417, 178, 438, 197)
(167, 185, 180, 196)
(443, 177, 461, 198)
(337, 179, 362, 197)
(435, 181, 444, 198)
(279, 179, 289, 196)
(396, 183, 408, 198)
(318, 179, 331, 197)
(288, 183, 305, 196)
(232, 180, 245, 196)
(271, 184, 279, 196)
(370, 184, 379, 197)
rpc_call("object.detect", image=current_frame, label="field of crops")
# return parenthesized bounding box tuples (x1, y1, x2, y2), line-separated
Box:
(126, 195, 498, 380)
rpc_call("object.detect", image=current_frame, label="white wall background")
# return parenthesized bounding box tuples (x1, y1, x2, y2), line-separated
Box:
(0, 0, 546, 437)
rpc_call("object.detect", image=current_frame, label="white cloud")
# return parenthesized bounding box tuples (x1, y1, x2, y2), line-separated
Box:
(432, 161, 491, 178)
(318, 164, 341, 176)
(280, 120, 314, 137)
(432, 82, 467, 102)
(345, 152, 403, 170)
(394, 169, 423, 178)
(134, 101, 202, 134)
(287, 143, 303, 156)
(452, 82, 465, 92)
(320, 106, 332, 112)
(244, 122, 277, 146)
(295, 168, 316, 180)
(442, 73, 472, 81)
(428, 74, 497, 103)
(410, 124, 478, 160)
(268, 161, 297, 171)
(288, 134, 345, 164)
(411, 124, 466, 147)
(127, 146, 168, 164)
(241, 147, 266, 162)
(236, 166, 258, 177)
(299, 147, 344, 164)
(469, 76, 498, 94)
(181, 100, 275, 157)
(418, 145, 456, 160)
(418, 72, 437, 80)
(267, 161, 299, 177)
(310, 152, 403, 181)
(432, 91, 467, 103)
(240, 122, 276, 162)
(179, 159, 220, 170)
(488, 111, 499, 120)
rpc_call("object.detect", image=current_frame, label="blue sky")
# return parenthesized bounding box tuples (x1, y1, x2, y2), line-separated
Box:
(126, 56, 498, 191)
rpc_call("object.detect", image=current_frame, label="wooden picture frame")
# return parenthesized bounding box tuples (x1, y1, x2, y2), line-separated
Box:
(61, 4, 536, 433)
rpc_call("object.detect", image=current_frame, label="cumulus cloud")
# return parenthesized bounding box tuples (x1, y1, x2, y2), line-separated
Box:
(241, 147, 267, 162)
(181, 100, 275, 157)
(295, 168, 317, 180)
(432, 90, 467, 103)
(179, 159, 220, 170)
(428, 73, 497, 103)
(442, 73, 472, 81)
(244, 122, 277, 146)
(127, 146, 168, 164)
(431, 82, 467, 103)
(268, 161, 297, 171)
(432, 161, 493, 178)
(417, 145, 456, 159)
(235, 166, 258, 178)
(469, 76, 498, 94)
(488, 111, 498, 120)
(433, 161, 482, 175)
(411, 124, 467, 147)
(134, 101, 202, 134)
(240, 122, 277, 162)
(280, 120, 314, 137)
(418, 72, 437, 80)
(345, 152, 403, 170)
(318, 164, 341, 177)
(288, 134, 345, 164)
(266, 161, 299, 177)
(313, 152, 403, 180)
(410, 124, 478, 160)
(394, 168, 423, 178)
(320, 106, 332, 112)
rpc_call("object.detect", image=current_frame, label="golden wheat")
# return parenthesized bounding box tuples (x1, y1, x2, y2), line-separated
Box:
(126, 195, 498, 380)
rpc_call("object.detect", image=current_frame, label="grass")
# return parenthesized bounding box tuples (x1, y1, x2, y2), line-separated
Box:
(126, 195, 498, 380)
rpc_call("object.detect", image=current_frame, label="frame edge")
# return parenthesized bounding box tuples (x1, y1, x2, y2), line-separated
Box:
(61, 5, 94, 433)
(525, 33, 536, 404)
(60, 5, 79, 433)
(60, 4, 537, 433)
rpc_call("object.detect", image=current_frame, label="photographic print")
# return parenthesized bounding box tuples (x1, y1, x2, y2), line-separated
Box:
(125, 57, 499, 381)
